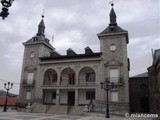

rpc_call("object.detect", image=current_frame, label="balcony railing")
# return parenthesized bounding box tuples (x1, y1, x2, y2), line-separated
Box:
(22, 79, 35, 86)
(43, 81, 57, 86)
(60, 79, 75, 86)
(105, 77, 123, 85)
(78, 79, 95, 86)
(92, 100, 129, 113)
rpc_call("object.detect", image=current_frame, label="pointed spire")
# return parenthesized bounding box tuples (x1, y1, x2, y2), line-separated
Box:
(109, 3, 117, 26)
(37, 15, 45, 36)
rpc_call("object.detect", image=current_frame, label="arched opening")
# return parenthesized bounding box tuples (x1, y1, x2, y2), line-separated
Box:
(60, 67, 75, 85)
(43, 69, 57, 85)
(78, 67, 95, 85)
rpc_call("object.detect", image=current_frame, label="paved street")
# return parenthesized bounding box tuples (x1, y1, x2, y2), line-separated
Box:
(0, 110, 156, 120)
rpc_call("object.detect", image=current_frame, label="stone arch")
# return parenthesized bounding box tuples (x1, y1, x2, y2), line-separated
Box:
(43, 69, 57, 85)
(60, 67, 75, 85)
(78, 67, 96, 84)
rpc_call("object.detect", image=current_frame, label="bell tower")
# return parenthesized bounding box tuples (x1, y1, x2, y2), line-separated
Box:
(19, 16, 54, 104)
(97, 3, 130, 114)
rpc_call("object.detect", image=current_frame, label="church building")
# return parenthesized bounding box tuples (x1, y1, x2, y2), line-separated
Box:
(19, 4, 130, 115)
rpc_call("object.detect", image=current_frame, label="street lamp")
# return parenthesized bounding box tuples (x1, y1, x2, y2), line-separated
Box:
(3, 82, 13, 112)
(0, 0, 15, 20)
(100, 79, 114, 118)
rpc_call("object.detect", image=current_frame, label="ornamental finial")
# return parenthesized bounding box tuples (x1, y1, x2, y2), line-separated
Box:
(41, 9, 45, 18)
(109, 0, 114, 7)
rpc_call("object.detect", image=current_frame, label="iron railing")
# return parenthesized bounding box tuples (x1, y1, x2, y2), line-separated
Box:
(78, 79, 95, 86)
(42, 77, 122, 86)
(60, 79, 75, 86)
(105, 77, 123, 85)
(88, 100, 129, 114)
(43, 81, 57, 86)
(22, 79, 35, 86)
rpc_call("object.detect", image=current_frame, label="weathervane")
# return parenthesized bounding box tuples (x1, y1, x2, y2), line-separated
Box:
(41, 9, 45, 18)
(109, 0, 114, 6)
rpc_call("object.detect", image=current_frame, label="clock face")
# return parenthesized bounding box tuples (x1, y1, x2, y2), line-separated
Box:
(30, 52, 34, 58)
(110, 44, 116, 52)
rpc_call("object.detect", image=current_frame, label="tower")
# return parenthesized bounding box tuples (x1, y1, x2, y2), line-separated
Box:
(19, 16, 54, 104)
(97, 3, 130, 114)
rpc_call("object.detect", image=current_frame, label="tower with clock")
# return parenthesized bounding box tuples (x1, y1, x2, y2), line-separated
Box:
(97, 3, 130, 113)
(19, 16, 54, 102)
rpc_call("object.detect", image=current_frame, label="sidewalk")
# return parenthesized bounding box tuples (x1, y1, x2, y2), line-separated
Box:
(77, 116, 153, 120)
(0, 110, 156, 120)
(77, 115, 154, 120)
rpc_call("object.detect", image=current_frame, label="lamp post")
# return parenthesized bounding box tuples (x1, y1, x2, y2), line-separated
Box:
(0, 0, 15, 20)
(3, 82, 13, 112)
(100, 79, 114, 118)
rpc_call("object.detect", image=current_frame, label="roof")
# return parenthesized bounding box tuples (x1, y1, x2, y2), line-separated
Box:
(97, 6, 129, 44)
(98, 25, 127, 35)
(110, 7, 116, 18)
(40, 52, 102, 61)
(0, 97, 18, 106)
(0, 90, 18, 97)
(131, 72, 148, 78)
(23, 18, 54, 50)
(38, 19, 45, 27)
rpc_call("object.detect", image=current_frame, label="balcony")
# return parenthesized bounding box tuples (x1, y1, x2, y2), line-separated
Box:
(43, 80, 57, 86)
(22, 79, 35, 87)
(60, 79, 75, 86)
(78, 79, 95, 86)
(106, 77, 123, 85)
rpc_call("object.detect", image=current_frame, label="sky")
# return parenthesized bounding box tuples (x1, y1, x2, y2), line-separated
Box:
(0, 0, 159, 94)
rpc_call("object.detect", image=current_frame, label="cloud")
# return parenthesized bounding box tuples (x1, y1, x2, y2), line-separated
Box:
(0, 0, 159, 94)
(128, 35, 160, 76)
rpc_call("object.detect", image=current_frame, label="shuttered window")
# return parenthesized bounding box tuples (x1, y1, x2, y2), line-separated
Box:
(26, 91, 31, 100)
(110, 91, 118, 102)
(109, 69, 119, 83)
(27, 73, 34, 84)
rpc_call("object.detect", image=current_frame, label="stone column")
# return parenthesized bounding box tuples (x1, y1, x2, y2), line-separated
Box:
(56, 89, 60, 105)
(75, 89, 79, 106)
(57, 73, 61, 86)
(75, 73, 79, 85)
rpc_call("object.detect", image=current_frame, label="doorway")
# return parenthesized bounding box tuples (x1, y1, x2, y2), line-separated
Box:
(68, 91, 75, 106)
(140, 97, 150, 113)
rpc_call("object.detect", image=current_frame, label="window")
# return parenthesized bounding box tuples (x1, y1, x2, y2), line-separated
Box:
(109, 68, 119, 83)
(52, 91, 56, 99)
(27, 73, 34, 84)
(110, 91, 118, 102)
(26, 91, 31, 100)
(86, 91, 95, 100)
(86, 73, 95, 81)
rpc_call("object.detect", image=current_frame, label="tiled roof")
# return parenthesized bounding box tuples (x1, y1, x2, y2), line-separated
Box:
(131, 72, 148, 78)
(40, 52, 102, 61)
(0, 90, 18, 97)
(0, 97, 18, 106)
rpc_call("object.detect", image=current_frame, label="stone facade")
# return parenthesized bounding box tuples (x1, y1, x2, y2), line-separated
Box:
(19, 5, 130, 115)
(129, 73, 150, 113)
(148, 49, 160, 117)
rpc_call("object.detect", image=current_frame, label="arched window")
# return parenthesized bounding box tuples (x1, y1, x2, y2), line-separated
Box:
(79, 67, 95, 85)
(43, 69, 57, 85)
(60, 67, 75, 85)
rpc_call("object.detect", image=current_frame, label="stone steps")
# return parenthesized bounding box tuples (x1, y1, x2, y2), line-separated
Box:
(47, 105, 68, 114)
(32, 104, 47, 113)
(68, 106, 84, 115)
